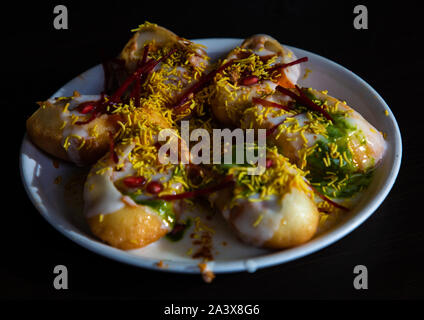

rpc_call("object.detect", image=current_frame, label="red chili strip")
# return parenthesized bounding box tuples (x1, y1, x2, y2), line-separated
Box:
(252, 97, 292, 111)
(266, 120, 283, 137)
(130, 44, 150, 108)
(267, 56, 309, 73)
(307, 183, 349, 211)
(316, 192, 349, 211)
(110, 47, 177, 103)
(157, 175, 234, 201)
(108, 132, 118, 164)
(141, 44, 150, 65)
(294, 85, 333, 121)
(276, 85, 333, 121)
(171, 59, 236, 111)
(130, 76, 141, 108)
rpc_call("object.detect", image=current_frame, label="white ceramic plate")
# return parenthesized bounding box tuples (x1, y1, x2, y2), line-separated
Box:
(20, 38, 402, 274)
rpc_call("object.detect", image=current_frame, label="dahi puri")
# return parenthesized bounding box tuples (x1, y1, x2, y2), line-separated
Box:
(110, 22, 210, 98)
(83, 105, 189, 250)
(26, 22, 210, 167)
(120, 23, 190, 73)
(241, 87, 387, 172)
(210, 34, 301, 127)
(26, 94, 121, 166)
(83, 143, 172, 250)
(209, 151, 319, 248)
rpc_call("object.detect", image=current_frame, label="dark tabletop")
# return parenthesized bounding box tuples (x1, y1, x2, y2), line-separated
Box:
(2, 0, 423, 301)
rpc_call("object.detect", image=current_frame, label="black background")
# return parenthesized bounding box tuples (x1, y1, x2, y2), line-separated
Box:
(2, 0, 423, 301)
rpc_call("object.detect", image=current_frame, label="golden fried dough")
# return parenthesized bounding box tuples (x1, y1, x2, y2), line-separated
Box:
(264, 187, 319, 248)
(87, 204, 168, 250)
(120, 23, 180, 73)
(210, 34, 301, 127)
(26, 99, 120, 166)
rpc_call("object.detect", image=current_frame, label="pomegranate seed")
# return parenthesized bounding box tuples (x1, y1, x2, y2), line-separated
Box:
(123, 176, 146, 188)
(266, 159, 273, 168)
(80, 104, 94, 114)
(146, 181, 163, 194)
(75, 93, 105, 125)
(240, 75, 259, 86)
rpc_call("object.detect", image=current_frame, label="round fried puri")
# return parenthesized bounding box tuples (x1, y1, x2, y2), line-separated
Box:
(209, 151, 319, 249)
(307, 88, 386, 170)
(223, 185, 319, 249)
(264, 186, 319, 248)
(211, 34, 300, 127)
(120, 23, 180, 73)
(26, 101, 120, 166)
(241, 34, 300, 89)
(87, 204, 168, 250)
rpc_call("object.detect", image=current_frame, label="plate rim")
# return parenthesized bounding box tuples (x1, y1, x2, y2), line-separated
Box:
(20, 38, 402, 274)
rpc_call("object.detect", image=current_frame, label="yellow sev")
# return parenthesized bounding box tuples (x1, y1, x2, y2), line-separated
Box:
(63, 134, 85, 151)
(88, 35, 213, 198)
(223, 146, 311, 210)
